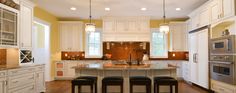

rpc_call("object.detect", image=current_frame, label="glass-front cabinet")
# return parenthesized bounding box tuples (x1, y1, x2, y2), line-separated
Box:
(0, 6, 18, 47)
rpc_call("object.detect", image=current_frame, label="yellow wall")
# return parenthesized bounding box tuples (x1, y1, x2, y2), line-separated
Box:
(34, 7, 60, 80)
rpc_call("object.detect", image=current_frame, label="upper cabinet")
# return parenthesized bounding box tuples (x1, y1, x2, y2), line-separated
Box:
(0, 4, 19, 48)
(103, 16, 150, 41)
(19, 0, 34, 49)
(169, 22, 188, 51)
(188, 0, 236, 30)
(59, 21, 84, 51)
(189, 2, 210, 30)
(210, 0, 235, 23)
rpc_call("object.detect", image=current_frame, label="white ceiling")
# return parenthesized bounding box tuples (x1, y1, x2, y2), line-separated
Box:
(33, 0, 208, 19)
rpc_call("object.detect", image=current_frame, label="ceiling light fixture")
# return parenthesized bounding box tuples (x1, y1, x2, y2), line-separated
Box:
(176, 8, 181, 11)
(159, 0, 169, 34)
(70, 7, 77, 11)
(141, 8, 147, 11)
(105, 8, 110, 11)
(85, 0, 96, 32)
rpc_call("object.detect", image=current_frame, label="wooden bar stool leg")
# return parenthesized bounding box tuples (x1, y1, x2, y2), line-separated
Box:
(121, 84, 123, 93)
(154, 83, 156, 93)
(72, 84, 75, 93)
(175, 83, 178, 93)
(156, 84, 159, 93)
(91, 84, 93, 93)
(170, 85, 173, 93)
(130, 84, 133, 93)
(95, 83, 97, 93)
(78, 85, 81, 93)
(148, 84, 151, 93)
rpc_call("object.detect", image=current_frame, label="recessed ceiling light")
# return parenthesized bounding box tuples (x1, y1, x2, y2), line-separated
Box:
(141, 8, 147, 11)
(70, 7, 77, 11)
(105, 8, 110, 11)
(176, 8, 181, 11)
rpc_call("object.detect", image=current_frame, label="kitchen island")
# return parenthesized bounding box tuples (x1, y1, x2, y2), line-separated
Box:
(72, 61, 177, 93)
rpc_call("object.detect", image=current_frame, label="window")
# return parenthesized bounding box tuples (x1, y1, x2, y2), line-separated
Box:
(85, 29, 102, 58)
(150, 29, 168, 58)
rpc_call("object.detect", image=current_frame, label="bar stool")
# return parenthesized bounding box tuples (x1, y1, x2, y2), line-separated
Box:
(102, 76, 124, 93)
(154, 76, 178, 93)
(129, 76, 151, 93)
(71, 76, 97, 93)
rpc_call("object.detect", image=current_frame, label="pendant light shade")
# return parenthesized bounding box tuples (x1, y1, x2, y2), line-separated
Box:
(159, 23, 169, 34)
(159, 0, 169, 34)
(85, 0, 96, 32)
(85, 23, 96, 32)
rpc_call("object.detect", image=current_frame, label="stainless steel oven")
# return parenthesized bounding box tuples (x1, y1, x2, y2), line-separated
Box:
(210, 55, 236, 85)
(210, 35, 235, 54)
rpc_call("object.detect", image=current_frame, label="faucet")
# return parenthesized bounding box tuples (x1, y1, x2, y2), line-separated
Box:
(127, 53, 132, 65)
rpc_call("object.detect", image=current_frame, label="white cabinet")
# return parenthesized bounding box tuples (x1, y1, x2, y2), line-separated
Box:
(65, 62, 78, 78)
(8, 84, 35, 93)
(103, 20, 116, 32)
(60, 21, 84, 51)
(189, 5, 210, 30)
(189, 29, 209, 89)
(19, 0, 34, 49)
(0, 71, 6, 93)
(211, 79, 236, 93)
(102, 16, 150, 41)
(6, 65, 45, 93)
(210, 0, 221, 23)
(35, 65, 45, 93)
(210, 0, 235, 23)
(169, 22, 187, 51)
(55, 61, 79, 79)
(182, 62, 190, 82)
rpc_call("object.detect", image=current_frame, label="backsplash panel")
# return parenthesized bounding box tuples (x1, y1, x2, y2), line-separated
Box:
(0, 49, 6, 65)
(103, 42, 150, 60)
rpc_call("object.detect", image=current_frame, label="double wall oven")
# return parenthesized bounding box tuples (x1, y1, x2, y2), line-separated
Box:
(210, 35, 236, 85)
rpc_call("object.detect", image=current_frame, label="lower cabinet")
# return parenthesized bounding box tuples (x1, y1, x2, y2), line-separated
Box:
(211, 79, 236, 93)
(2, 65, 45, 93)
(182, 62, 190, 82)
(0, 71, 6, 93)
(8, 84, 35, 93)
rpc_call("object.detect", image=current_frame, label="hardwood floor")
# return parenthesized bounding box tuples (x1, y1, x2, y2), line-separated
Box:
(45, 80, 209, 93)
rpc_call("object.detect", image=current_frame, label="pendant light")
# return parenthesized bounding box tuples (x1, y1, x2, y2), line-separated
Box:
(159, 0, 169, 34)
(85, 0, 96, 32)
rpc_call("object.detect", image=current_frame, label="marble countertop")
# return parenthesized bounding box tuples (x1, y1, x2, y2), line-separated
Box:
(0, 64, 45, 71)
(72, 62, 177, 70)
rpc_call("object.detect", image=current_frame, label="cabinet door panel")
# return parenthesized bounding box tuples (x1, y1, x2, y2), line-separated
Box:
(0, 80, 6, 93)
(222, 0, 234, 18)
(60, 23, 71, 51)
(36, 72, 45, 92)
(103, 20, 115, 32)
(197, 30, 209, 89)
(116, 20, 127, 32)
(189, 33, 198, 84)
(191, 14, 199, 29)
(199, 8, 210, 26)
(210, 0, 220, 23)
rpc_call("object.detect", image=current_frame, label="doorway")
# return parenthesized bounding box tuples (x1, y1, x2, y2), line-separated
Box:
(33, 18, 51, 81)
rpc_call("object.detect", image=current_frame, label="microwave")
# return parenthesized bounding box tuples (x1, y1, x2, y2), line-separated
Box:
(210, 35, 235, 54)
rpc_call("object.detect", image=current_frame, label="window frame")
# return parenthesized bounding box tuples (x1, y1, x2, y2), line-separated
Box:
(150, 28, 168, 58)
(85, 28, 103, 58)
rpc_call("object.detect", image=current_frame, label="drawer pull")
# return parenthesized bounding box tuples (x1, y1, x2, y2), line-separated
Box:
(12, 81, 18, 83)
(28, 77, 34, 80)
(29, 86, 34, 90)
(12, 71, 18, 73)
